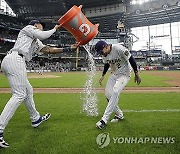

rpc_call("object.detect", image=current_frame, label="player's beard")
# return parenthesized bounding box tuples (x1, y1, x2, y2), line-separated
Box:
(102, 47, 111, 57)
(103, 52, 108, 57)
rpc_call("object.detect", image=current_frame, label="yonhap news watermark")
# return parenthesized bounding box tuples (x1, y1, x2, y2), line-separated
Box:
(113, 136, 175, 144)
(96, 133, 175, 148)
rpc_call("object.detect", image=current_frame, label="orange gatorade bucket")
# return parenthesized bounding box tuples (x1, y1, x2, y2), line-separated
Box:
(58, 5, 99, 45)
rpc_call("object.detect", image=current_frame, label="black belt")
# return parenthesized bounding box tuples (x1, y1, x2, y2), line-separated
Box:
(18, 54, 24, 58)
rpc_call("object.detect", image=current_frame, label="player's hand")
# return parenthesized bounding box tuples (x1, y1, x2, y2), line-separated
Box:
(70, 44, 79, 50)
(54, 24, 61, 30)
(79, 5, 83, 9)
(99, 76, 104, 86)
(134, 73, 141, 85)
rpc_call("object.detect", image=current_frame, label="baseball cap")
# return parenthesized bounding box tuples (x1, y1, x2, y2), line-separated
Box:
(28, 19, 46, 28)
(95, 40, 108, 55)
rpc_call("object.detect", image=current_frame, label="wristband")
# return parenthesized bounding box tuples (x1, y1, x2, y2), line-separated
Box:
(63, 47, 71, 52)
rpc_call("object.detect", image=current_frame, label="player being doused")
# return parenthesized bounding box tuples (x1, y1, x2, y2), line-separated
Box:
(95, 40, 141, 129)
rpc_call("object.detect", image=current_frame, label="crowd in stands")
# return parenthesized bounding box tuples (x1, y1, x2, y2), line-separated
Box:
(0, 14, 26, 29)
(0, 29, 17, 40)
(0, 13, 180, 73)
(26, 59, 72, 72)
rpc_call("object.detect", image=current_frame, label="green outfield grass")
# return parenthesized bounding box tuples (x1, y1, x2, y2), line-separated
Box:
(0, 93, 179, 154)
(0, 71, 175, 88)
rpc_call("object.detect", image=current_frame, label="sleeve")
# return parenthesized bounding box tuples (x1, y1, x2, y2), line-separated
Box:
(129, 55, 138, 73)
(35, 39, 46, 55)
(23, 25, 56, 40)
(117, 44, 131, 60)
(102, 63, 110, 76)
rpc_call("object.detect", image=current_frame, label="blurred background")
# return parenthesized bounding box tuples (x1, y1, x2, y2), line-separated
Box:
(0, 0, 180, 72)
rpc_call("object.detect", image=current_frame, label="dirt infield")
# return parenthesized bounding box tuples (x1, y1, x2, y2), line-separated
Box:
(0, 87, 180, 93)
(28, 74, 61, 78)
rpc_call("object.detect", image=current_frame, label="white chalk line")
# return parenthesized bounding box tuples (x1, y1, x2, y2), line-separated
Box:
(123, 109, 180, 113)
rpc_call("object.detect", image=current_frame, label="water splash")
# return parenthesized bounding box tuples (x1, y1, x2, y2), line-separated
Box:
(81, 45, 98, 116)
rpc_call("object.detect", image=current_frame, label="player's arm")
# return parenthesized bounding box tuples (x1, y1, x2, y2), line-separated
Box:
(129, 55, 141, 85)
(40, 44, 78, 54)
(118, 44, 141, 85)
(102, 63, 110, 77)
(30, 25, 61, 40)
(99, 63, 110, 86)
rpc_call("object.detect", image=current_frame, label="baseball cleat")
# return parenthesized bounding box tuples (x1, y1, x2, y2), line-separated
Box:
(0, 137, 9, 148)
(96, 120, 106, 129)
(32, 113, 51, 128)
(110, 115, 124, 123)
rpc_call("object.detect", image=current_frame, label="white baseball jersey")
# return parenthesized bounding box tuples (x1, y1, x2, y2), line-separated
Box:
(101, 44, 132, 123)
(0, 25, 56, 133)
(11, 25, 56, 61)
(103, 44, 132, 76)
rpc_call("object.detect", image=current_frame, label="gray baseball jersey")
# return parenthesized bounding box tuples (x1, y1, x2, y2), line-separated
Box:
(103, 44, 132, 76)
(101, 44, 132, 123)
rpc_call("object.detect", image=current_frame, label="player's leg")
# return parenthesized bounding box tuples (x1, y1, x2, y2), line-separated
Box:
(102, 75, 130, 123)
(24, 80, 40, 122)
(24, 80, 51, 128)
(111, 75, 130, 122)
(0, 54, 27, 131)
(110, 106, 124, 123)
(96, 74, 116, 129)
(0, 84, 26, 131)
(0, 54, 27, 147)
(105, 75, 122, 114)
(105, 74, 115, 102)
(114, 106, 124, 118)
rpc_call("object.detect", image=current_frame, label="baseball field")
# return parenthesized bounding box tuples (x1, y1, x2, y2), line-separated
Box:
(0, 71, 180, 153)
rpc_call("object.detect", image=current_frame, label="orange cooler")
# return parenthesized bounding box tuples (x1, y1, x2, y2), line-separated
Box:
(58, 5, 99, 45)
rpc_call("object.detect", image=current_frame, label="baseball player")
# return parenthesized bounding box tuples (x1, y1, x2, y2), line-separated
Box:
(0, 19, 78, 148)
(95, 40, 141, 129)
(38, 59, 45, 75)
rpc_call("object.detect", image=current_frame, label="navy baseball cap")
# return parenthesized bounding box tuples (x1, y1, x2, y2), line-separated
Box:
(95, 40, 108, 54)
(28, 19, 46, 28)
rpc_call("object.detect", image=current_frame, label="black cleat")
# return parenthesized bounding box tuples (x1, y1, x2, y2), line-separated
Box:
(96, 120, 106, 129)
(0, 137, 9, 148)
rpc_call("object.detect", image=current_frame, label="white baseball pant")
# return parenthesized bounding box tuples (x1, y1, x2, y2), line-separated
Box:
(0, 52, 40, 133)
(102, 74, 130, 123)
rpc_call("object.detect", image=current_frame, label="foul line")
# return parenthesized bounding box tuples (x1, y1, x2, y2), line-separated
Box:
(123, 109, 180, 113)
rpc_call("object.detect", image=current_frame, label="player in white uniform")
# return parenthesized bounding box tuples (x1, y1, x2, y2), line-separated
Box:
(95, 40, 141, 129)
(0, 19, 77, 148)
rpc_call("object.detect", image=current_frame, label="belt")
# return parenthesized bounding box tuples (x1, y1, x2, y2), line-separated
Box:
(7, 50, 24, 58)
(18, 54, 24, 58)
